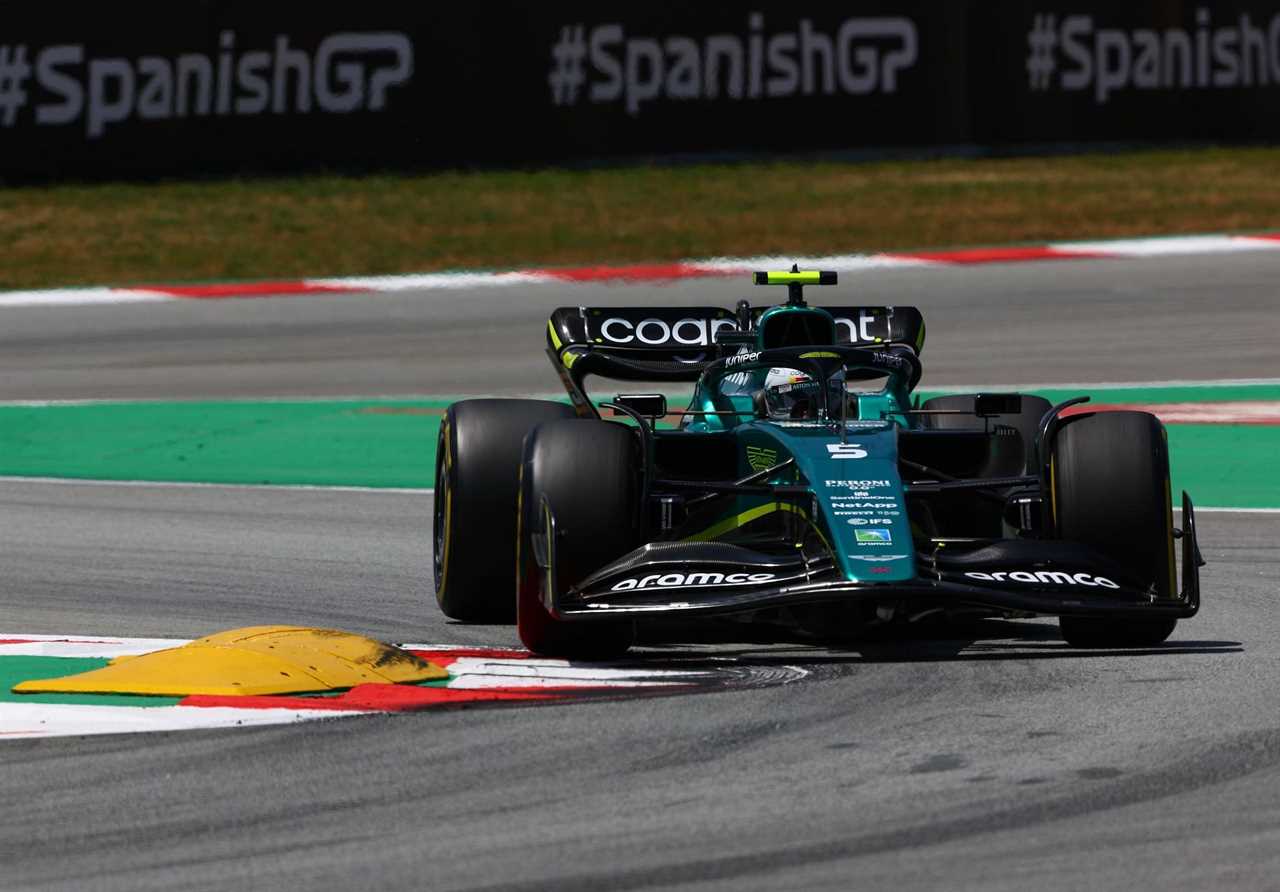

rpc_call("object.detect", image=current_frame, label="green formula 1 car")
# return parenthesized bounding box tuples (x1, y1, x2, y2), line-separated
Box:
(434, 269, 1202, 657)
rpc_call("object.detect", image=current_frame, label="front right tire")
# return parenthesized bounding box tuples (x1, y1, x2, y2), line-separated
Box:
(1051, 410, 1178, 647)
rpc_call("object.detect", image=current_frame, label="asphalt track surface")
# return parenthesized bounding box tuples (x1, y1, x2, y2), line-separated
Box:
(1, 254, 1278, 891)
(2, 251, 1279, 400)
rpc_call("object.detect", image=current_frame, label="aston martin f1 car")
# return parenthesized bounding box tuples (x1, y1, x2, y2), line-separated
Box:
(434, 269, 1202, 657)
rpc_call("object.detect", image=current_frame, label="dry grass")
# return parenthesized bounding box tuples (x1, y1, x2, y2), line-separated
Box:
(2, 147, 1279, 289)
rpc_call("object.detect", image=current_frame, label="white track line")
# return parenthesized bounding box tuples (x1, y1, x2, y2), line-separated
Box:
(1, 378, 1277, 410)
(1175, 507, 1280, 514)
(2, 476, 1274, 511)
(0, 288, 167, 308)
(307, 271, 550, 291)
(5, 232, 1280, 309)
(1052, 234, 1280, 256)
(0, 476, 431, 495)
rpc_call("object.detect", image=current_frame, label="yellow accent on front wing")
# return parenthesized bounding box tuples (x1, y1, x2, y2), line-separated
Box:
(685, 501, 831, 554)
(547, 319, 563, 350)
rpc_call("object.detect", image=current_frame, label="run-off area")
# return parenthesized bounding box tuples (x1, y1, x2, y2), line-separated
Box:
(0, 382, 1276, 508)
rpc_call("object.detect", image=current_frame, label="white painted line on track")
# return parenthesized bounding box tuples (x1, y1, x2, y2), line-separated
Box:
(1051, 234, 1280, 256)
(1175, 507, 1280, 514)
(688, 254, 937, 272)
(1, 378, 1277, 410)
(306, 271, 550, 291)
(2, 477, 1272, 510)
(0, 702, 356, 739)
(5, 231, 1280, 308)
(0, 288, 167, 308)
(0, 476, 431, 495)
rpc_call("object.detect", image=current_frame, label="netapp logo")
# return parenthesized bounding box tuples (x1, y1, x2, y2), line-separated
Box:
(611, 571, 776, 591)
(1026, 9, 1280, 103)
(965, 570, 1120, 589)
(549, 13, 918, 115)
(13, 31, 412, 138)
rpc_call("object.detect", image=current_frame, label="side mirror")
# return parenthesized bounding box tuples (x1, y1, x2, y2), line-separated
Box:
(975, 393, 1022, 417)
(611, 394, 667, 418)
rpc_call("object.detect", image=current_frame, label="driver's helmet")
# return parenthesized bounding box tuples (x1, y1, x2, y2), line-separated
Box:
(762, 368, 824, 419)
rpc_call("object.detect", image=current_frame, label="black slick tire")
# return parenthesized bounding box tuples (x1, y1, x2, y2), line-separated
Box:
(434, 399, 577, 622)
(517, 419, 640, 659)
(1052, 411, 1178, 647)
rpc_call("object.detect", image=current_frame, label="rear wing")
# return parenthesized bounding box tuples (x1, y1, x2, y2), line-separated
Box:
(546, 305, 925, 383)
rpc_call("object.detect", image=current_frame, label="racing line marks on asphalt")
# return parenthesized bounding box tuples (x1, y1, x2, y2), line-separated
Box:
(3, 231, 1279, 307)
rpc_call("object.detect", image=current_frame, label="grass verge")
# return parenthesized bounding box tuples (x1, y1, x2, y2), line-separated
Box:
(2, 147, 1279, 290)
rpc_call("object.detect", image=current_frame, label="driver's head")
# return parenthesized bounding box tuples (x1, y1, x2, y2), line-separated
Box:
(763, 368, 822, 419)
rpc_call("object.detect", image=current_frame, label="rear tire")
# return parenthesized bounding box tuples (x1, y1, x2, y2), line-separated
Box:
(517, 419, 640, 658)
(1052, 411, 1178, 647)
(434, 399, 576, 622)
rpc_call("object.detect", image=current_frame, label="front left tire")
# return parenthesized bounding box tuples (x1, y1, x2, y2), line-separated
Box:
(517, 419, 641, 658)
(434, 399, 577, 622)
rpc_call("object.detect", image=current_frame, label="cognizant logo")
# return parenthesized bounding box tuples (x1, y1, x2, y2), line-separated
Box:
(598, 316, 738, 345)
(548, 13, 918, 115)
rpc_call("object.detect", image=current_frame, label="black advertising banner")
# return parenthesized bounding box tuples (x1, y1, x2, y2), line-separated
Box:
(0, 2, 969, 180)
(0, 1, 434, 179)
(974, 0, 1280, 143)
(516, 2, 970, 159)
(1, 2, 1278, 182)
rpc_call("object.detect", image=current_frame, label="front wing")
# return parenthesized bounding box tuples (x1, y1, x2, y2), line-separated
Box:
(536, 494, 1203, 624)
